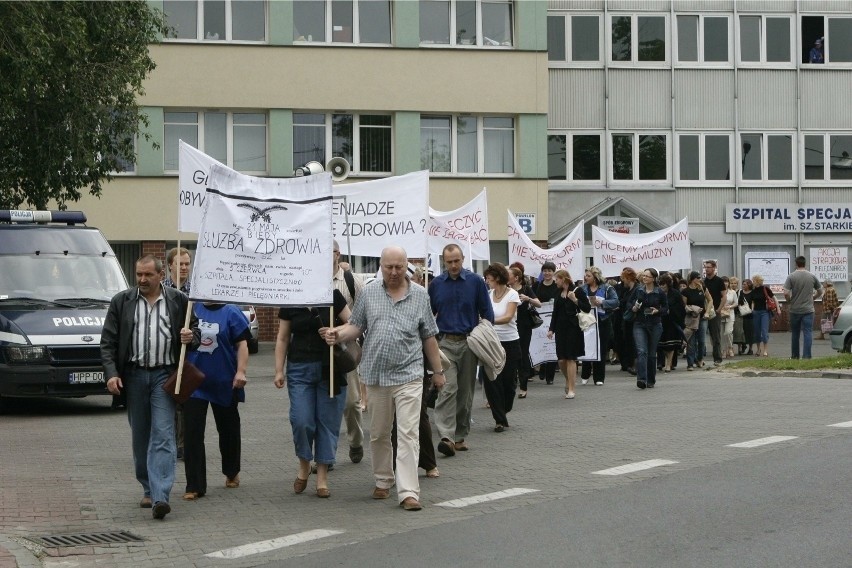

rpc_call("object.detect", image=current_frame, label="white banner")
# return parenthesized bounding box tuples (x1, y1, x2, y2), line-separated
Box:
(332, 171, 429, 257)
(189, 165, 334, 307)
(810, 246, 848, 283)
(529, 302, 600, 366)
(508, 212, 584, 280)
(178, 141, 235, 234)
(427, 190, 490, 260)
(592, 218, 691, 278)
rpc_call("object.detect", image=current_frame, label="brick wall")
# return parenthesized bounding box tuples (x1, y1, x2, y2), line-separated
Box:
(141, 241, 167, 264)
(256, 306, 278, 341)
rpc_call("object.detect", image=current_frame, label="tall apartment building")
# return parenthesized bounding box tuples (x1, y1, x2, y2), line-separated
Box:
(546, 0, 852, 295)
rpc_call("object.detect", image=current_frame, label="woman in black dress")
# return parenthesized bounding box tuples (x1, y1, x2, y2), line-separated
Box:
(546, 270, 591, 399)
(658, 273, 685, 372)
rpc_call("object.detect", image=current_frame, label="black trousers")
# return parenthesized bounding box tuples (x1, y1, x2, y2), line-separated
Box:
(482, 340, 520, 428)
(183, 393, 241, 494)
(517, 324, 533, 390)
(581, 318, 612, 383)
(619, 320, 636, 370)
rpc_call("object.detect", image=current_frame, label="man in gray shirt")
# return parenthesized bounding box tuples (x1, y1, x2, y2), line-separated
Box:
(783, 256, 822, 359)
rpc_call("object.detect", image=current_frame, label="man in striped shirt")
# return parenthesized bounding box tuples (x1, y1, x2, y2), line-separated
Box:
(101, 255, 200, 520)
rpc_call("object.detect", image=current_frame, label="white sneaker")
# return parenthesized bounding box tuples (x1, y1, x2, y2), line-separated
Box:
(595, 381, 604, 386)
(581, 379, 589, 385)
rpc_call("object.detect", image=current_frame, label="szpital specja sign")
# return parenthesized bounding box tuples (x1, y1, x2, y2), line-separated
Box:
(726, 204, 852, 233)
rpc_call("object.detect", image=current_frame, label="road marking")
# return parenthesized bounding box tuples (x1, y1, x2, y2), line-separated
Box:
(727, 436, 798, 448)
(205, 529, 344, 559)
(592, 459, 679, 476)
(435, 488, 539, 508)
(828, 421, 852, 428)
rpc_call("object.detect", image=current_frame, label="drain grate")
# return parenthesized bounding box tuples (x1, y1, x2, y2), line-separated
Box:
(31, 531, 144, 548)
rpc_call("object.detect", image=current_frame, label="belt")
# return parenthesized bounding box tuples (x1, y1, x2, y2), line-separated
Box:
(129, 363, 173, 371)
(441, 333, 468, 341)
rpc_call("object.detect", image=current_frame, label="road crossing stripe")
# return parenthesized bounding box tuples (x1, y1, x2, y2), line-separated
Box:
(435, 488, 540, 508)
(592, 459, 678, 476)
(828, 420, 852, 428)
(205, 529, 344, 559)
(727, 436, 798, 448)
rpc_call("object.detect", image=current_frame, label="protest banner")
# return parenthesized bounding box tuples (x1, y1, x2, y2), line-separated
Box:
(592, 218, 691, 278)
(178, 140, 235, 234)
(189, 165, 334, 307)
(332, 170, 429, 257)
(508, 211, 584, 280)
(810, 246, 848, 283)
(427, 189, 490, 260)
(528, 302, 599, 366)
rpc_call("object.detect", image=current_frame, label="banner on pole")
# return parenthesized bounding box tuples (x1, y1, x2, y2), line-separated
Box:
(331, 171, 429, 257)
(178, 141, 235, 234)
(189, 165, 334, 306)
(528, 302, 600, 366)
(508, 211, 584, 280)
(592, 218, 691, 278)
(427, 189, 490, 260)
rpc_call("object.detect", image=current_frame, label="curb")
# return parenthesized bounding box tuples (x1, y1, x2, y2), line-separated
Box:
(738, 370, 852, 379)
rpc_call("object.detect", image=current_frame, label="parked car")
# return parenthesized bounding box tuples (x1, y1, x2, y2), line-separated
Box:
(828, 292, 852, 353)
(240, 305, 259, 354)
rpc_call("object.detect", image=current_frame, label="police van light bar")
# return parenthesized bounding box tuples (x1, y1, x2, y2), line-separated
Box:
(0, 210, 87, 225)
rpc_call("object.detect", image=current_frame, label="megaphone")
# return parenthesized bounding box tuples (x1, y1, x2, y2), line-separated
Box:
(326, 157, 351, 182)
(294, 161, 325, 177)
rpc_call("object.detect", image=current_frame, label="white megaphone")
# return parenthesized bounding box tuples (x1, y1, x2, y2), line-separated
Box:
(293, 161, 325, 177)
(326, 157, 351, 182)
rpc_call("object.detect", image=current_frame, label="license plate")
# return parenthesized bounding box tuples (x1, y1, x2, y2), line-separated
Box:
(69, 371, 105, 384)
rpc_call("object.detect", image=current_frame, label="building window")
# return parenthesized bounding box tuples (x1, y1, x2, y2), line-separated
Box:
(163, 0, 266, 42)
(420, 0, 513, 47)
(293, 0, 392, 44)
(610, 14, 667, 63)
(293, 113, 392, 175)
(610, 133, 668, 182)
(676, 15, 729, 63)
(547, 133, 603, 182)
(677, 134, 731, 183)
(803, 134, 852, 181)
(740, 133, 794, 182)
(420, 115, 515, 174)
(547, 14, 601, 63)
(801, 16, 852, 64)
(738, 15, 791, 63)
(164, 111, 267, 172)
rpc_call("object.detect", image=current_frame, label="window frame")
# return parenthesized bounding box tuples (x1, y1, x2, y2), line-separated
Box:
(736, 14, 794, 67)
(801, 132, 852, 184)
(674, 132, 734, 186)
(162, 0, 268, 43)
(420, 114, 516, 177)
(606, 13, 670, 66)
(674, 13, 732, 67)
(163, 110, 268, 174)
(547, 131, 605, 185)
(799, 14, 852, 67)
(547, 12, 603, 66)
(292, 112, 394, 177)
(419, 0, 514, 49)
(293, 0, 394, 46)
(607, 131, 671, 185)
(738, 131, 797, 184)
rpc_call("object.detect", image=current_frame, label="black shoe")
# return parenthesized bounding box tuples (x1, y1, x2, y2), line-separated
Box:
(546, 380, 553, 385)
(176, 447, 184, 461)
(152, 501, 171, 520)
(437, 438, 456, 457)
(637, 380, 646, 389)
(627, 368, 637, 376)
(349, 446, 364, 464)
(647, 383, 655, 388)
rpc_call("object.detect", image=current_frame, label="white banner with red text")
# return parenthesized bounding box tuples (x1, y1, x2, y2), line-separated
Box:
(508, 212, 585, 280)
(592, 218, 691, 278)
(427, 189, 490, 261)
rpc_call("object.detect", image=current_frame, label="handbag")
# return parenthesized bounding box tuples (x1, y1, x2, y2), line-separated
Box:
(763, 287, 779, 314)
(163, 361, 206, 405)
(704, 296, 716, 320)
(821, 318, 834, 333)
(578, 311, 596, 331)
(333, 339, 362, 374)
(528, 306, 544, 329)
(737, 292, 752, 316)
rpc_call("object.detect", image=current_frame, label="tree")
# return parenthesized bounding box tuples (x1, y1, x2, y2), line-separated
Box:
(0, 1, 168, 210)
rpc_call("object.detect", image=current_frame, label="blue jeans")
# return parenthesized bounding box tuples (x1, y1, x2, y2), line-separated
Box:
(790, 312, 815, 359)
(287, 361, 346, 464)
(697, 318, 708, 362)
(125, 367, 177, 504)
(633, 322, 662, 386)
(753, 309, 770, 345)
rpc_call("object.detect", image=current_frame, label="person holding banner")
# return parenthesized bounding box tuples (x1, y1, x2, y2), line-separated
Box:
(615, 268, 639, 375)
(508, 265, 540, 398)
(629, 268, 668, 389)
(533, 261, 560, 384)
(274, 290, 350, 499)
(101, 255, 200, 520)
(547, 270, 591, 399)
(429, 244, 494, 456)
(580, 267, 619, 386)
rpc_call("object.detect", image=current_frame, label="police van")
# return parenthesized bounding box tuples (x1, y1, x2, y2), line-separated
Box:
(0, 211, 127, 407)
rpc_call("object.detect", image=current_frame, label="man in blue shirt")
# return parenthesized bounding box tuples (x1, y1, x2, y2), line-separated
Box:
(428, 244, 494, 456)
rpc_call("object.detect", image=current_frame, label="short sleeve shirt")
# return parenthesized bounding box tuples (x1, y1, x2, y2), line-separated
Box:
(278, 290, 347, 362)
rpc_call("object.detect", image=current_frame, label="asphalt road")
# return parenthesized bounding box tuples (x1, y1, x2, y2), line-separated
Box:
(0, 339, 849, 568)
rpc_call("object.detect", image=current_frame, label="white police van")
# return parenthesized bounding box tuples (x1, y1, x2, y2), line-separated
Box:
(0, 211, 127, 407)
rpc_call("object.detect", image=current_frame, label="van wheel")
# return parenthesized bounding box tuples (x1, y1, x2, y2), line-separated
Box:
(248, 338, 259, 354)
(844, 335, 852, 354)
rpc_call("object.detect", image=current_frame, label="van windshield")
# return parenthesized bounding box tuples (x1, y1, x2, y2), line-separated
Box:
(0, 255, 127, 302)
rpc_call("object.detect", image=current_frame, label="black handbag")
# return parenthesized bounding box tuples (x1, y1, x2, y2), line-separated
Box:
(528, 306, 544, 329)
(333, 339, 362, 374)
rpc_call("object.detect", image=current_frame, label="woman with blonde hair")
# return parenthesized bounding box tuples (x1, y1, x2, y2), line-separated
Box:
(547, 270, 591, 399)
(750, 274, 772, 357)
(720, 276, 737, 358)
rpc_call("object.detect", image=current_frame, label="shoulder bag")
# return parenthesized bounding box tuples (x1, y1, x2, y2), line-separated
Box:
(578, 311, 596, 331)
(763, 287, 779, 315)
(163, 361, 206, 405)
(737, 291, 752, 316)
(333, 339, 362, 374)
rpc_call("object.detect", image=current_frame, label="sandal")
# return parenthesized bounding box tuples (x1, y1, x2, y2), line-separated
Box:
(426, 468, 440, 478)
(518, 391, 527, 399)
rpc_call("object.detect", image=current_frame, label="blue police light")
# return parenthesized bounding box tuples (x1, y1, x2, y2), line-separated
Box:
(0, 210, 87, 225)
